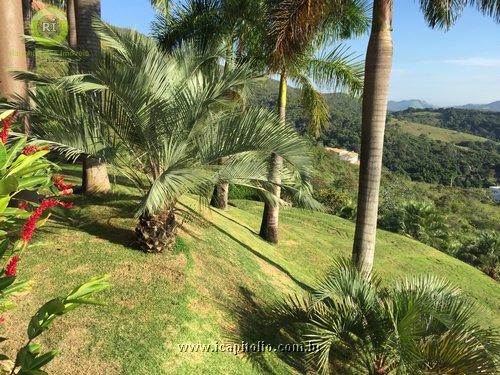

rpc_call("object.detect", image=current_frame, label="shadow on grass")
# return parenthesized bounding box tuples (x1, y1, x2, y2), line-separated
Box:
(213, 209, 258, 235)
(178, 202, 311, 292)
(213, 223, 312, 292)
(45, 191, 138, 249)
(49, 207, 138, 249)
(60, 164, 138, 190)
(224, 286, 308, 374)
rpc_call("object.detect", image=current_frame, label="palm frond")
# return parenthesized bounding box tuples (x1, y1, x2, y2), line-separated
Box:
(306, 45, 364, 95)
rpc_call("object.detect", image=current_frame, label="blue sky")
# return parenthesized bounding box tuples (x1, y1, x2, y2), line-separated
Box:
(102, 1, 500, 106)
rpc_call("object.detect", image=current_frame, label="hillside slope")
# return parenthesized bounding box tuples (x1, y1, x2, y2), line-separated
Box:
(4, 183, 499, 374)
(391, 118, 491, 144)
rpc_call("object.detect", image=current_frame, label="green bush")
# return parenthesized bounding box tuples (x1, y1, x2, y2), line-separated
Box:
(274, 259, 500, 374)
(456, 232, 499, 280)
(379, 200, 451, 251)
(0, 112, 110, 374)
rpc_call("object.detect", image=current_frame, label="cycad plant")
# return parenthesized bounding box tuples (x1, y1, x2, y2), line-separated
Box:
(16, 24, 318, 253)
(274, 259, 500, 374)
(153, 0, 268, 210)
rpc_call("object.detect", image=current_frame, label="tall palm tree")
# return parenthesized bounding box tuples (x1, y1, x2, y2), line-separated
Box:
(0, 0, 28, 102)
(352, 0, 500, 275)
(17, 24, 318, 253)
(259, 0, 369, 243)
(74, 0, 111, 193)
(275, 259, 500, 374)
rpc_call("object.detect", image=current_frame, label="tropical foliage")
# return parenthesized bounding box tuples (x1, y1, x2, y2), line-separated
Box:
(0, 111, 110, 374)
(456, 231, 500, 280)
(14, 23, 318, 252)
(379, 201, 450, 251)
(273, 259, 500, 374)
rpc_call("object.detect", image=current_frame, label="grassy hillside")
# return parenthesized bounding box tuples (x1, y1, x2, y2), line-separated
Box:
(392, 119, 490, 144)
(392, 108, 500, 141)
(4, 172, 499, 374)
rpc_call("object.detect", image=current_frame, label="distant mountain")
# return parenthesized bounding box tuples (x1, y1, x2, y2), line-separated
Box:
(455, 101, 500, 112)
(388, 100, 436, 112)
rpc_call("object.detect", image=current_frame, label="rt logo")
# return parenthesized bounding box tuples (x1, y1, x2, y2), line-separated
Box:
(31, 6, 68, 42)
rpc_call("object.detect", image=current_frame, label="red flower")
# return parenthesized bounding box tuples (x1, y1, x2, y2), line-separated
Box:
(21, 199, 74, 243)
(0, 317, 4, 324)
(5, 256, 19, 277)
(59, 201, 74, 209)
(22, 145, 48, 156)
(52, 175, 74, 192)
(18, 201, 29, 210)
(0, 111, 18, 144)
(60, 188, 73, 196)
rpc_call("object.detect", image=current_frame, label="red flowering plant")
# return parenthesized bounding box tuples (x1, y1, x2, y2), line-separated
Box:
(0, 111, 110, 374)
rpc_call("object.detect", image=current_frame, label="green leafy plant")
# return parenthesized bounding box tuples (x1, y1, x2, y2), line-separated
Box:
(15, 23, 320, 253)
(273, 259, 500, 374)
(456, 231, 499, 280)
(379, 200, 450, 251)
(0, 111, 110, 374)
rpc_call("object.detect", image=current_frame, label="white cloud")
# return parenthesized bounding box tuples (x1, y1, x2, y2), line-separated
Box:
(443, 57, 500, 67)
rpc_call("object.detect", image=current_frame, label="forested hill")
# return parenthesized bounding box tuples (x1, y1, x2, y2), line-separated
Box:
(393, 108, 500, 142)
(250, 80, 499, 188)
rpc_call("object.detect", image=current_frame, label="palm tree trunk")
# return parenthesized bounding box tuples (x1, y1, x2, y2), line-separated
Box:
(210, 171, 229, 209)
(135, 206, 177, 253)
(82, 156, 111, 193)
(0, 0, 28, 101)
(22, 0, 36, 71)
(210, 38, 233, 210)
(259, 72, 286, 244)
(21, 0, 34, 135)
(352, 0, 393, 275)
(75, 0, 110, 193)
(67, 0, 78, 74)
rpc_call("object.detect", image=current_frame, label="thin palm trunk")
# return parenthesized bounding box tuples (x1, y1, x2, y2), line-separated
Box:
(21, 0, 35, 135)
(352, 0, 393, 274)
(67, 0, 78, 74)
(0, 0, 28, 101)
(210, 39, 233, 210)
(22, 0, 36, 71)
(259, 71, 286, 244)
(75, 0, 110, 193)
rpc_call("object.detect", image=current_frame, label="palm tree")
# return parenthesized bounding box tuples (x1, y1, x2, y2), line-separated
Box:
(456, 231, 499, 280)
(258, 0, 369, 243)
(353, 0, 500, 274)
(153, 0, 268, 210)
(0, 0, 28, 101)
(18, 24, 318, 253)
(275, 259, 500, 374)
(73, 0, 111, 193)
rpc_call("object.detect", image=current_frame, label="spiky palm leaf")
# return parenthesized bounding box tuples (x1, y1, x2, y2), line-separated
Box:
(18, 23, 319, 218)
(419, 0, 500, 29)
(275, 259, 500, 374)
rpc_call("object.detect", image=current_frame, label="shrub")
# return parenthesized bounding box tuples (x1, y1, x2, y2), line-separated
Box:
(456, 232, 499, 280)
(0, 111, 110, 373)
(379, 200, 450, 251)
(274, 259, 500, 374)
(313, 187, 356, 220)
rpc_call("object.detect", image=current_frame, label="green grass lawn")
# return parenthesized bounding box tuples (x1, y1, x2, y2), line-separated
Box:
(4, 173, 499, 374)
(393, 119, 489, 144)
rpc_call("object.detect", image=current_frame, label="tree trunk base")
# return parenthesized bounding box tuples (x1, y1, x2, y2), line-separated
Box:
(210, 182, 229, 209)
(135, 208, 177, 253)
(259, 202, 279, 244)
(83, 157, 111, 194)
